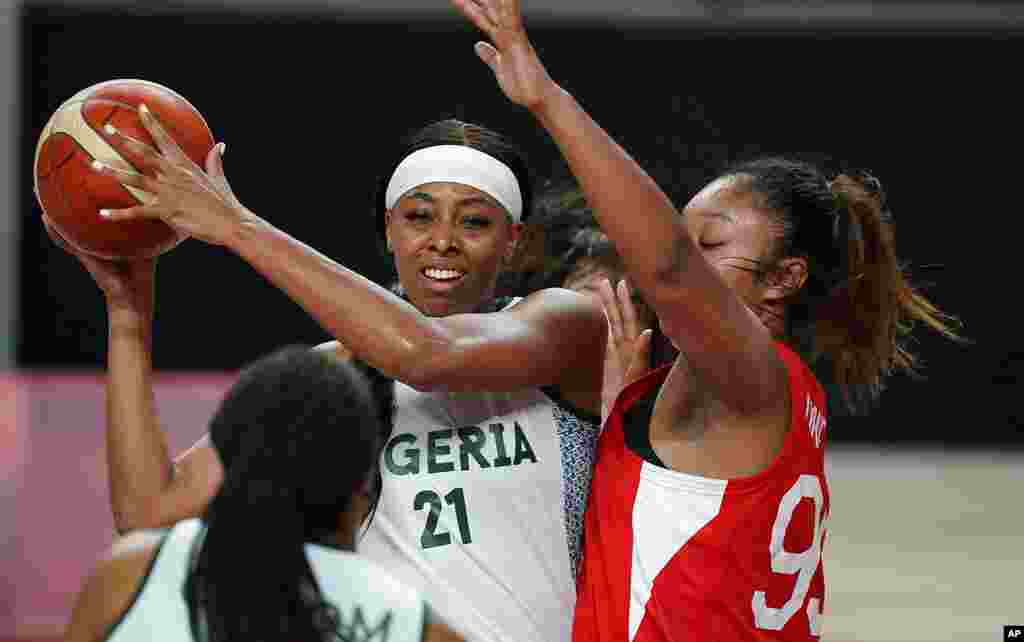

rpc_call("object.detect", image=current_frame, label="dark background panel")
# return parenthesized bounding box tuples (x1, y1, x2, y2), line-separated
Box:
(20, 6, 1021, 443)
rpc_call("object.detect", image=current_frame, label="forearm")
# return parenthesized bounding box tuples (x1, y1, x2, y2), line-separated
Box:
(104, 300, 172, 532)
(225, 215, 443, 382)
(530, 86, 698, 300)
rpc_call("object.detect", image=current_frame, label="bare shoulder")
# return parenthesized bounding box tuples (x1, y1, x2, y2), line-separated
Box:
(422, 603, 466, 642)
(313, 339, 354, 362)
(65, 530, 167, 642)
(424, 621, 466, 642)
(107, 528, 168, 561)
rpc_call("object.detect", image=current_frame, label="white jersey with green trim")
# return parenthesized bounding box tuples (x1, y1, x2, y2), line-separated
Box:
(358, 374, 600, 642)
(105, 518, 427, 642)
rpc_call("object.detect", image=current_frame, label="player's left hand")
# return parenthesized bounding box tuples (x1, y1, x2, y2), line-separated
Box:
(450, 0, 559, 111)
(91, 104, 248, 247)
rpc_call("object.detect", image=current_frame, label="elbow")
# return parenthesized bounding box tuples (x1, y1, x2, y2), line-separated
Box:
(112, 504, 160, 535)
(650, 235, 697, 287)
(639, 237, 709, 316)
(626, 235, 698, 307)
(396, 351, 450, 392)
(391, 331, 457, 392)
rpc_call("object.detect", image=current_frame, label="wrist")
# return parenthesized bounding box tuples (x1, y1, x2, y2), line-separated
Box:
(107, 298, 153, 327)
(527, 81, 570, 124)
(224, 206, 268, 252)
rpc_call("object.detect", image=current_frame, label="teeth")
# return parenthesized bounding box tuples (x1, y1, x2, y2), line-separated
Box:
(424, 268, 464, 281)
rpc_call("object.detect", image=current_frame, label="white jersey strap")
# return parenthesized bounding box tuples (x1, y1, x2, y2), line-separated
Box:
(104, 519, 203, 642)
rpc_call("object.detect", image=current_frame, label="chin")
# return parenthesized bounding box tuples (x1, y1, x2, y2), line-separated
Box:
(418, 299, 455, 318)
(417, 294, 472, 318)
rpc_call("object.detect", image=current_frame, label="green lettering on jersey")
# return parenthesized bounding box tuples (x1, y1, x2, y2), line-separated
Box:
(512, 421, 538, 465)
(457, 426, 490, 470)
(342, 605, 393, 642)
(427, 428, 455, 473)
(384, 433, 419, 475)
(489, 423, 512, 467)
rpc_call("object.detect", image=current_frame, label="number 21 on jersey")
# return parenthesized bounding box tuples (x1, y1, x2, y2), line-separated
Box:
(752, 474, 828, 637)
(414, 488, 473, 549)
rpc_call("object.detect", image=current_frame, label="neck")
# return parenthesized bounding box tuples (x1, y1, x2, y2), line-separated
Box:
(324, 503, 369, 551)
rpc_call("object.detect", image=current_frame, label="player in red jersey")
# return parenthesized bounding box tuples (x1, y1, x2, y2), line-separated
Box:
(451, 0, 961, 639)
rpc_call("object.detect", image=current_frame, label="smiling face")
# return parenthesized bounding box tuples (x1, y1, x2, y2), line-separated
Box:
(384, 182, 520, 317)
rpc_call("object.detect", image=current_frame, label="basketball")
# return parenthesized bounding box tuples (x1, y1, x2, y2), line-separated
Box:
(33, 79, 216, 260)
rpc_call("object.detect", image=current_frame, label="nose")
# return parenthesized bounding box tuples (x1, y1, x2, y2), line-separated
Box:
(429, 221, 459, 254)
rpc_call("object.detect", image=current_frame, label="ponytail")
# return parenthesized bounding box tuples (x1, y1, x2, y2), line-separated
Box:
(724, 158, 963, 413)
(185, 468, 344, 642)
(813, 173, 962, 410)
(184, 346, 382, 642)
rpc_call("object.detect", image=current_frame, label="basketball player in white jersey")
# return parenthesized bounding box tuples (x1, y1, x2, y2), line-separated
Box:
(61, 346, 462, 642)
(82, 109, 607, 639)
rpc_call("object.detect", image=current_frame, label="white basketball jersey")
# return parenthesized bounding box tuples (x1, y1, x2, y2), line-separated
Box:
(106, 519, 426, 642)
(358, 376, 600, 642)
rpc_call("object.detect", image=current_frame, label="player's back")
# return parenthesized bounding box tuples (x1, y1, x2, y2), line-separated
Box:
(574, 342, 830, 642)
(106, 519, 426, 642)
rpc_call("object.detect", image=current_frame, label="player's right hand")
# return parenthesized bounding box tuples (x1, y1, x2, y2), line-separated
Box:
(450, 0, 559, 111)
(42, 214, 156, 309)
(597, 278, 652, 423)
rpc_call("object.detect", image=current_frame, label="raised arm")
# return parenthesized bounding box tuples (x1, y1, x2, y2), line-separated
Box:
(43, 218, 221, 533)
(451, 0, 785, 416)
(227, 221, 605, 400)
(92, 116, 606, 408)
(104, 286, 222, 533)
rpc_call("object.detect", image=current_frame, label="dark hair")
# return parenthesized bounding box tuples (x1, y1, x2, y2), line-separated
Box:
(185, 346, 383, 642)
(350, 356, 397, 511)
(374, 118, 534, 252)
(528, 185, 611, 290)
(515, 182, 678, 368)
(721, 158, 962, 412)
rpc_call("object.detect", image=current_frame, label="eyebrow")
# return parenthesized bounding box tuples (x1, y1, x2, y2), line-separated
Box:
(456, 196, 501, 210)
(406, 192, 436, 203)
(404, 192, 501, 210)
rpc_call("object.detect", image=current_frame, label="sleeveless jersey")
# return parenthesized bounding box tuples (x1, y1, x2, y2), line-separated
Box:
(106, 518, 426, 642)
(573, 342, 830, 642)
(359, 373, 600, 642)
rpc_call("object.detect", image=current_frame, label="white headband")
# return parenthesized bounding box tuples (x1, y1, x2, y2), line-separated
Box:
(384, 145, 523, 222)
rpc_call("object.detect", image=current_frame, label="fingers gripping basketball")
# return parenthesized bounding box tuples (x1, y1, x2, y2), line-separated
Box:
(34, 79, 215, 260)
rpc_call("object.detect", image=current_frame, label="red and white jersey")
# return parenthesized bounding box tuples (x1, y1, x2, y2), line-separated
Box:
(573, 342, 829, 642)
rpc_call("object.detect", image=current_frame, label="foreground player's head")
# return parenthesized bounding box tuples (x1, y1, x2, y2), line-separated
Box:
(684, 157, 960, 410)
(189, 346, 383, 642)
(377, 119, 533, 317)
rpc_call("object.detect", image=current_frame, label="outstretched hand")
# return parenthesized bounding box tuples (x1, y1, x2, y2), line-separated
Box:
(597, 278, 652, 423)
(450, 0, 558, 110)
(91, 104, 247, 247)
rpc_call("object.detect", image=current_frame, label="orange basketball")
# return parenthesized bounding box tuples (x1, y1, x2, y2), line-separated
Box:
(34, 79, 215, 260)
